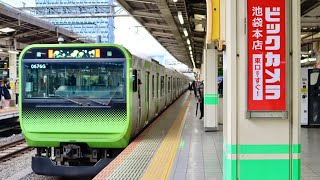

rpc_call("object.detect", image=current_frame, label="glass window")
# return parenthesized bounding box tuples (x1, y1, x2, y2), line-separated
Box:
(168, 77, 171, 92)
(152, 75, 155, 98)
(24, 62, 125, 99)
(160, 76, 164, 96)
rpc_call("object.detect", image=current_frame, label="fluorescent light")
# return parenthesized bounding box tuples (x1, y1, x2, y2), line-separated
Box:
(189, 46, 192, 51)
(0, 49, 3, 52)
(178, 11, 184, 25)
(309, 58, 316, 62)
(8, 50, 19, 54)
(183, 28, 188, 37)
(173, 0, 178, 2)
(187, 39, 190, 45)
(0, 27, 15, 33)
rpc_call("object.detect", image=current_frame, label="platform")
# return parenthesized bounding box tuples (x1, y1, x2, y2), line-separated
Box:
(94, 91, 222, 180)
(0, 107, 18, 120)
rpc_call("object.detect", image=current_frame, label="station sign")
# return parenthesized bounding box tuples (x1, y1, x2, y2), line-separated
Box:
(247, 0, 286, 111)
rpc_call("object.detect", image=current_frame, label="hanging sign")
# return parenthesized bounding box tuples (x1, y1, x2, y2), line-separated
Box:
(247, 0, 286, 111)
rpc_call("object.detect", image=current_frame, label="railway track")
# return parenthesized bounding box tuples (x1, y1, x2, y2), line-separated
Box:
(0, 138, 31, 162)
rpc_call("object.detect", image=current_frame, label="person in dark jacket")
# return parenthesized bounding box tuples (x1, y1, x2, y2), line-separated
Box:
(192, 80, 197, 97)
(197, 81, 204, 119)
(2, 79, 11, 109)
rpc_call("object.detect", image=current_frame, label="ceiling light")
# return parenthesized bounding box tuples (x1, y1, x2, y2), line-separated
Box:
(178, 11, 184, 25)
(0, 49, 3, 52)
(8, 50, 19, 54)
(0, 27, 16, 33)
(187, 39, 190, 45)
(183, 28, 188, 37)
(173, 0, 178, 2)
(189, 46, 192, 51)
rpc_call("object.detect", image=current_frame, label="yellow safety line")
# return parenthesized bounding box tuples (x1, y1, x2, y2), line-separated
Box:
(141, 94, 191, 180)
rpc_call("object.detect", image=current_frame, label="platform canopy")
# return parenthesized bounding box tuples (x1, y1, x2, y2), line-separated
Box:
(0, 3, 94, 52)
(116, 0, 206, 68)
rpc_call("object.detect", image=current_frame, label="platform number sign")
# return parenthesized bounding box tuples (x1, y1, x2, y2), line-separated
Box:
(247, 0, 286, 111)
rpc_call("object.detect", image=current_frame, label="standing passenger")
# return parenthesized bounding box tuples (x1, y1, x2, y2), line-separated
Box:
(15, 79, 19, 107)
(198, 81, 204, 119)
(2, 79, 11, 109)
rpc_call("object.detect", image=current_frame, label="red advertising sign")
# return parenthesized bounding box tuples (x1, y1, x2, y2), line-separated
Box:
(247, 0, 286, 111)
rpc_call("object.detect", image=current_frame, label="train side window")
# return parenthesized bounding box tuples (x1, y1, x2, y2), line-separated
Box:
(157, 74, 159, 98)
(152, 75, 155, 98)
(160, 76, 164, 96)
(133, 69, 138, 92)
(168, 77, 171, 92)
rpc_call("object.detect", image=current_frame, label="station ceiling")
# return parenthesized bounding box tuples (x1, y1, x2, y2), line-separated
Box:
(116, 0, 206, 68)
(301, 0, 320, 46)
(0, 3, 93, 52)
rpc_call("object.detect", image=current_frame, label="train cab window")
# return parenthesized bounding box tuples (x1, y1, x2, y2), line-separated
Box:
(152, 75, 155, 98)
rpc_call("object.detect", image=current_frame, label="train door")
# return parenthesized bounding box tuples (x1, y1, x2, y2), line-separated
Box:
(145, 72, 150, 124)
(137, 70, 142, 128)
(308, 69, 320, 125)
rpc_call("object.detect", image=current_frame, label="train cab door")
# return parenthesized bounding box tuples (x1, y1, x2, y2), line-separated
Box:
(145, 72, 150, 125)
(137, 70, 142, 129)
(308, 69, 320, 125)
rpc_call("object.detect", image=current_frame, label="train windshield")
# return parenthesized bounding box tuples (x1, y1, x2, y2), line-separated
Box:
(24, 62, 125, 100)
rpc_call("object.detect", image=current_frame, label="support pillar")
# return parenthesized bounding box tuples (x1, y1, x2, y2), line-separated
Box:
(223, 0, 300, 180)
(9, 39, 17, 105)
(203, 44, 218, 131)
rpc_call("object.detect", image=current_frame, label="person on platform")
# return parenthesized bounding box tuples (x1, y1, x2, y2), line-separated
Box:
(2, 79, 11, 109)
(196, 81, 204, 119)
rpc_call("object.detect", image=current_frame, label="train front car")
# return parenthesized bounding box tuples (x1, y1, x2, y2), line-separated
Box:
(19, 44, 132, 176)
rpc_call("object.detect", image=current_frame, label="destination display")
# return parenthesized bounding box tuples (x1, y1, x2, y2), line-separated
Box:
(22, 46, 125, 59)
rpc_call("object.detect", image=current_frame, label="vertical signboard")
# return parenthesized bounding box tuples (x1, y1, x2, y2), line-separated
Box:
(247, 0, 286, 111)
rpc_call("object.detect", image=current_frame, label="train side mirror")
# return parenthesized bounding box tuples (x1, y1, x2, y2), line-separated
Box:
(133, 70, 138, 92)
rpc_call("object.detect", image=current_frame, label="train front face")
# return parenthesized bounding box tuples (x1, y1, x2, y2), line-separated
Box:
(19, 44, 132, 176)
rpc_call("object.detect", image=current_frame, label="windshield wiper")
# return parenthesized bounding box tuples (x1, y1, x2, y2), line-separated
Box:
(52, 95, 83, 106)
(106, 86, 122, 106)
(76, 96, 109, 106)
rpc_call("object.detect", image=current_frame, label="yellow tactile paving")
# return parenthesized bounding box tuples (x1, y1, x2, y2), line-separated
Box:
(94, 104, 171, 180)
(0, 107, 18, 113)
(141, 95, 191, 180)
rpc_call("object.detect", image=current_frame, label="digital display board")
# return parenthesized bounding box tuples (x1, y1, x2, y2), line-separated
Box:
(22, 46, 125, 60)
(48, 49, 100, 59)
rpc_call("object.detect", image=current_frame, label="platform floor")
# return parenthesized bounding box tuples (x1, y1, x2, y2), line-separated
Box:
(169, 94, 222, 180)
(0, 107, 18, 120)
(301, 128, 320, 180)
(93, 90, 320, 180)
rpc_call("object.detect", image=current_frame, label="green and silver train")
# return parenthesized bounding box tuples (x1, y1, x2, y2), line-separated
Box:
(19, 44, 191, 176)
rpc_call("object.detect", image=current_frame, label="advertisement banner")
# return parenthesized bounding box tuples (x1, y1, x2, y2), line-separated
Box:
(247, 0, 286, 111)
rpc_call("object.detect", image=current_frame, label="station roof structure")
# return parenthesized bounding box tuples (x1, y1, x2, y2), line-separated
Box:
(116, 0, 206, 68)
(0, 3, 93, 51)
(301, 0, 320, 45)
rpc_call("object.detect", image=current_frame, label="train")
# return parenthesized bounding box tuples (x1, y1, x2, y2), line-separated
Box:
(19, 44, 192, 176)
